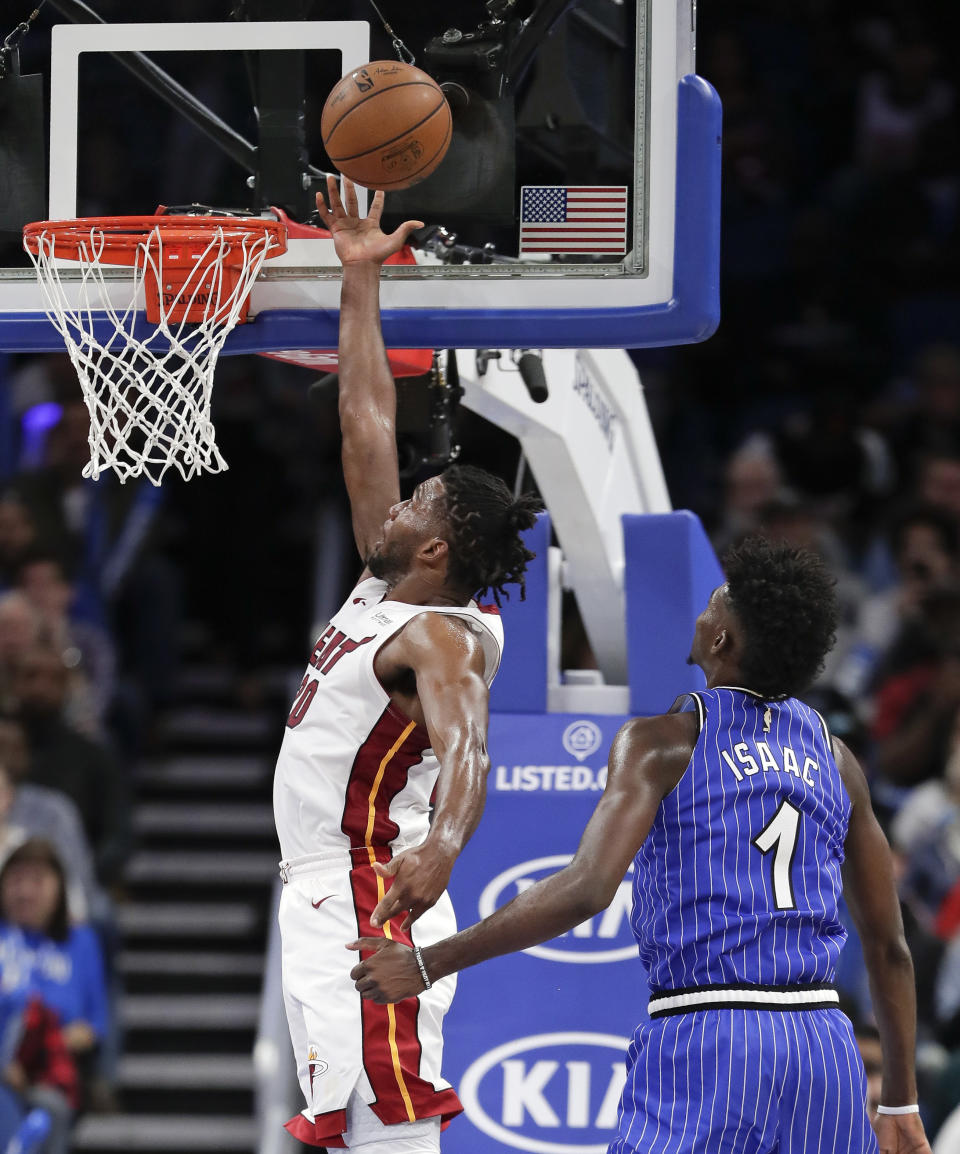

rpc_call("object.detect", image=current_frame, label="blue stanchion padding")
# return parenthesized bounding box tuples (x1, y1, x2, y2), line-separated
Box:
(444, 711, 646, 1154)
(623, 510, 723, 716)
(488, 513, 551, 715)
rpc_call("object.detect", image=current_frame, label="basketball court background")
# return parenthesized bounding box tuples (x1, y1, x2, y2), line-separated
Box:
(0, 1, 727, 1151)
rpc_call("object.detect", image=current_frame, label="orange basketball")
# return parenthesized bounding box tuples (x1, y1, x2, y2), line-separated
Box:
(321, 61, 452, 191)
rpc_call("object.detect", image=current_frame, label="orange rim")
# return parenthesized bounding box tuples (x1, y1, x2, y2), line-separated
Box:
(22, 215, 288, 267)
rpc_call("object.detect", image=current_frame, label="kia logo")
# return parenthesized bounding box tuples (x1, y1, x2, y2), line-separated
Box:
(478, 856, 637, 963)
(460, 1031, 629, 1153)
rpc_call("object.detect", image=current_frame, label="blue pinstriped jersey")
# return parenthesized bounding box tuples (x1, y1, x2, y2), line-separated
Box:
(632, 687, 851, 991)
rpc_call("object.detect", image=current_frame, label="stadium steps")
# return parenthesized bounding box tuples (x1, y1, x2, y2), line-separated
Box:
(74, 681, 285, 1154)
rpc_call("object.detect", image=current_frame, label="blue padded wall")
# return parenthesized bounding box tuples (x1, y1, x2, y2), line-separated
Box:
(488, 512, 551, 714)
(623, 510, 723, 716)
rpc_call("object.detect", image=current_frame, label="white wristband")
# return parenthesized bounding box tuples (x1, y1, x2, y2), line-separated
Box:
(876, 1104, 920, 1116)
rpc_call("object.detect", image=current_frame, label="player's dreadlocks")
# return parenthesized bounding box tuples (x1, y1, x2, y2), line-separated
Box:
(722, 537, 839, 700)
(442, 464, 544, 604)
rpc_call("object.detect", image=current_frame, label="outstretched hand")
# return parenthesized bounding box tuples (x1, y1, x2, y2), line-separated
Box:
(316, 175, 424, 266)
(872, 1113, 933, 1154)
(347, 937, 425, 1003)
(368, 843, 455, 932)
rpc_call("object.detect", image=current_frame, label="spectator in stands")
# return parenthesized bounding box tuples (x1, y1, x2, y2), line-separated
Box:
(0, 719, 108, 924)
(0, 593, 41, 715)
(14, 550, 116, 736)
(883, 345, 960, 488)
(890, 704, 960, 930)
(8, 399, 177, 709)
(755, 495, 867, 688)
(854, 25, 954, 177)
(872, 587, 960, 787)
(0, 990, 79, 1154)
(0, 841, 104, 1147)
(917, 450, 960, 524)
(8, 646, 131, 887)
(0, 497, 36, 593)
(836, 503, 960, 701)
(711, 436, 785, 552)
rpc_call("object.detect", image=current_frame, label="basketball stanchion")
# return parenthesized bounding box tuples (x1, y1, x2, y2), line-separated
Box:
(22, 214, 287, 485)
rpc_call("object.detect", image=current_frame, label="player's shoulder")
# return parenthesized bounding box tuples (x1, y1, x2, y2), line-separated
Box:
(389, 608, 488, 663)
(611, 711, 700, 766)
(606, 712, 698, 799)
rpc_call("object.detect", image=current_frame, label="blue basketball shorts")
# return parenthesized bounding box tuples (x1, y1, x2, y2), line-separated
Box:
(608, 1008, 878, 1154)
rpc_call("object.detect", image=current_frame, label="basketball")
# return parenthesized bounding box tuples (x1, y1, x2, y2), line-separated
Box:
(320, 61, 452, 191)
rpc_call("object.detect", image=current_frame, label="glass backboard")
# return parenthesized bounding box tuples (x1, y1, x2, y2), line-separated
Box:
(0, 3, 721, 353)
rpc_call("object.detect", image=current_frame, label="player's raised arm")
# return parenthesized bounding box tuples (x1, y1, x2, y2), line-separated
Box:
(835, 738, 933, 1154)
(350, 712, 695, 999)
(315, 177, 423, 561)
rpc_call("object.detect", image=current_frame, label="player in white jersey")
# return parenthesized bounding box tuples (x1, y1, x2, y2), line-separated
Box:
(351, 539, 932, 1154)
(273, 176, 542, 1153)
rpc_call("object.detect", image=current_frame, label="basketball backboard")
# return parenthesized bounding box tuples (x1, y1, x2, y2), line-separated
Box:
(0, 2, 720, 354)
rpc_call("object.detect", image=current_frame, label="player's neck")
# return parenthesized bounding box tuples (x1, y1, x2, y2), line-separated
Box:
(383, 572, 469, 607)
(703, 663, 744, 690)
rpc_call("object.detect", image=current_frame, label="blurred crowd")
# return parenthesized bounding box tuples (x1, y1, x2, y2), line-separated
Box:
(0, 0, 959, 1148)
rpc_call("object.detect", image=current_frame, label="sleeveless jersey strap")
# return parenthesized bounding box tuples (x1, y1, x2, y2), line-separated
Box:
(668, 691, 705, 733)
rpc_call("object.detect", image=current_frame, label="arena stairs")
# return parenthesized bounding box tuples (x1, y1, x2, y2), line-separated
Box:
(72, 656, 290, 1154)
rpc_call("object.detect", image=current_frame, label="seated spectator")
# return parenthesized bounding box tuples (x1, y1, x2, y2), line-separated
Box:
(883, 344, 960, 487)
(712, 436, 786, 553)
(0, 593, 42, 715)
(14, 551, 116, 736)
(8, 647, 132, 888)
(0, 719, 108, 924)
(836, 503, 959, 701)
(0, 840, 109, 1113)
(917, 449, 960, 524)
(0, 497, 37, 593)
(871, 587, 960, 787)
(0, 989, 79, 1154)
(890, 705, 960, 930)
(756, 496, 867, 688)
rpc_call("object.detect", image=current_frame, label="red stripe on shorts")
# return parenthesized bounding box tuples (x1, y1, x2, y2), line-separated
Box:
(349, 865, 463, 1128)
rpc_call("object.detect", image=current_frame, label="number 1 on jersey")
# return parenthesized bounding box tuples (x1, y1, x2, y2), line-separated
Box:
(752, 800, 801, 910)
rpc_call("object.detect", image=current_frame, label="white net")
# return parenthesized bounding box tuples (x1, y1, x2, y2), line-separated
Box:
(25, 221, 281, 486)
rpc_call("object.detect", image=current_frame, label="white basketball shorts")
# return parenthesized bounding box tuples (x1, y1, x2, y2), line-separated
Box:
(278, 849, 461, 1149)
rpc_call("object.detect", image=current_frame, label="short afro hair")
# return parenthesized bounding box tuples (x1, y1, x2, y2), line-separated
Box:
(441, 465, 544, 604)
(722, 537, 839, 700)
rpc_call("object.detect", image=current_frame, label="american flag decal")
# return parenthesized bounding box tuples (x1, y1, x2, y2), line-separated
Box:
(519, 186, 628, 255)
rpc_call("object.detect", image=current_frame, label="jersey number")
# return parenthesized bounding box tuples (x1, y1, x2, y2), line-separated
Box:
(287, 675, 319, 729)
(752, 800, 801, 910)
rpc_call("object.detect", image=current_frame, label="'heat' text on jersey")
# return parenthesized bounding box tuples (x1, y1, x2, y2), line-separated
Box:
(286, 626, 375, 728)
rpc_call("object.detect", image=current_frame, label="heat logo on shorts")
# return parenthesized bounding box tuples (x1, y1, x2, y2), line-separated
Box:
(478, 856, 636, 963)
(307, 1045, 329, 1094)
(459, 1032, 628, 1153)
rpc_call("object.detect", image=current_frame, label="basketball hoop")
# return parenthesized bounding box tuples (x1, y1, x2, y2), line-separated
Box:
(22, 214, 288, 485)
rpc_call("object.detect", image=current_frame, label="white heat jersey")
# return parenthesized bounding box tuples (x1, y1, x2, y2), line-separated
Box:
(273, 576, 504, 862)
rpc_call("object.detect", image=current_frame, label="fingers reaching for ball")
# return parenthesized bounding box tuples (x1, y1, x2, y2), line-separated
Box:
(315, 175, 424, 266)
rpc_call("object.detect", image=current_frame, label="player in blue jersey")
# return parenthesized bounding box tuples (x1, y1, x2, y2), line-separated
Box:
(349, 537, 932, 1154)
